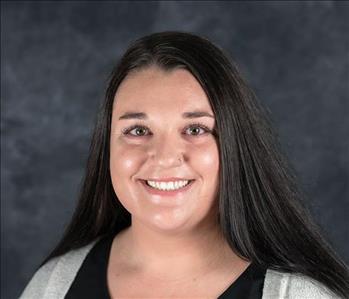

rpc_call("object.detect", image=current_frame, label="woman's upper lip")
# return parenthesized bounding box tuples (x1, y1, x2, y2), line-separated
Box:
(141, 177, 194, 182)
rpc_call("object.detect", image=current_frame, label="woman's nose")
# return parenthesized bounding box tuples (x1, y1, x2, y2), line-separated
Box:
(148, 135, 185, 167)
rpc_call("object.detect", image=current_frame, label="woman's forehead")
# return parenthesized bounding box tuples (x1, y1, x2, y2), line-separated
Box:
(113, 67, 213, 115)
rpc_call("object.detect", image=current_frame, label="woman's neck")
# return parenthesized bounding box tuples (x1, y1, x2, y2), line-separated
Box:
(110, 218, 248, 281)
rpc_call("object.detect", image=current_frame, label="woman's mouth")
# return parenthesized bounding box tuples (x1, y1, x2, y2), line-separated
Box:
(139, 179, 195, 197)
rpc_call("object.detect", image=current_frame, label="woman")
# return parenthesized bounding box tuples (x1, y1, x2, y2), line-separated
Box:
(20, 31, 349, 299)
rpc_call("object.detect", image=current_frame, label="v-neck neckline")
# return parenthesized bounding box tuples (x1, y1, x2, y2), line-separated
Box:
(66, 233, 267, 299)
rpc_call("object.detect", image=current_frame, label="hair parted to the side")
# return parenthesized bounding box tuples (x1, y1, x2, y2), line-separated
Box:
(39, 31, 349, 297)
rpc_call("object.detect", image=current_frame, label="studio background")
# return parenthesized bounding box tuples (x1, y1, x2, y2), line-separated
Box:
(1, 1, 348, 299)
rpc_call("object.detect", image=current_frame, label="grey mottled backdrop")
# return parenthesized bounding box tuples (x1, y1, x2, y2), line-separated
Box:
(2, 1, 348, 298)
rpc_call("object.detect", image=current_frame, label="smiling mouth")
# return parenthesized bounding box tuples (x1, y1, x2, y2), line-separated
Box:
(139, 179, 195, 194)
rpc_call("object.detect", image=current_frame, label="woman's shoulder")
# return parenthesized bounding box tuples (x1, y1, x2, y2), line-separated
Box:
(263, 268, 341, 299)
(19, 238, 99, 299)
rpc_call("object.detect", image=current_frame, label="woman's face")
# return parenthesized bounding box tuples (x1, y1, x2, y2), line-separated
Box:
(110, 66, 220, 233)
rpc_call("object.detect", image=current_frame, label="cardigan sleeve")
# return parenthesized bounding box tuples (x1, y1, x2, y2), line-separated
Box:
(19, 256, 60, 299)
(263, 269, 342, 299)
(287, 272, 342, 299)
(18, 240, 99, 299)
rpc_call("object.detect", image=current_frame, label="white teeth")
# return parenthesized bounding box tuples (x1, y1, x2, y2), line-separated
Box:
(146, 180, 190, 191)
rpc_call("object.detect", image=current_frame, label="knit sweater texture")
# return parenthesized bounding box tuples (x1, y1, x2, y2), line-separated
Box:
(19, 239, 341, 299)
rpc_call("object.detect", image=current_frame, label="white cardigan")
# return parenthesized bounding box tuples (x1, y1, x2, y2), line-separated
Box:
(19, 239, 341, 299)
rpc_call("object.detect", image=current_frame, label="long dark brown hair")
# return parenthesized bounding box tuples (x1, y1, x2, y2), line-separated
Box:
(39, 31, 349, 297)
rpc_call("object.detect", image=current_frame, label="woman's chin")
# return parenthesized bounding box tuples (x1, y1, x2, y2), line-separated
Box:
(147, 212, 192, 234)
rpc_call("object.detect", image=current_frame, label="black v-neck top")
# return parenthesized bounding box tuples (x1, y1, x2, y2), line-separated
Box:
(65, 234, 267, 299)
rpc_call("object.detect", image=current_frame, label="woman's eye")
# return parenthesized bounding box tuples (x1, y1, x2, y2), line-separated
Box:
(126, 126, 149, 136)
(185, 125, 209, 136)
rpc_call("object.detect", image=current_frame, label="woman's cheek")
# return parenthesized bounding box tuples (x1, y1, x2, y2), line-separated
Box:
(110, 141, 147, 176)
(193, 140, 219, 166)
(200, 149, 219, 167)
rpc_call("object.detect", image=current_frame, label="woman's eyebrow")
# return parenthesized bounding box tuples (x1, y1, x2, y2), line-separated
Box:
(118, 110, 214, 120)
